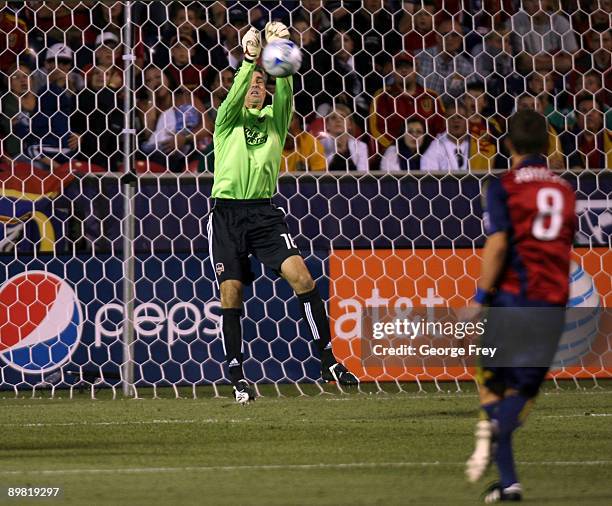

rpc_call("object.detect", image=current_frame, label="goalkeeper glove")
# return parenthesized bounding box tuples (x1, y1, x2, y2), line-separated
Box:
(241, 27, 261, 61)
(265, 21, 290, 43)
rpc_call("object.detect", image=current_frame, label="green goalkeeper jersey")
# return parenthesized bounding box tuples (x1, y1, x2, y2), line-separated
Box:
(211, 60, 293, 199)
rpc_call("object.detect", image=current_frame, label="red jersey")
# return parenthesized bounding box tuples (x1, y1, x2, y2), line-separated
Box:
(484, 156, 577, 305)
(369, 85, 445, 152)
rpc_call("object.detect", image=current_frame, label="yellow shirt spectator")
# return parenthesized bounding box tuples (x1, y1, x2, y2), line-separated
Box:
(281, 116, 327, 172)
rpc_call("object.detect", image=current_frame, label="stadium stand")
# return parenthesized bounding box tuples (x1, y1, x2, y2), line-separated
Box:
(1, 1, 608, 175)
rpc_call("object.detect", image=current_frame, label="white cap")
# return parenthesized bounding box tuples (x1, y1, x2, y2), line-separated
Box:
(95, 32, 119, 47)
(45, 43, 73, 62)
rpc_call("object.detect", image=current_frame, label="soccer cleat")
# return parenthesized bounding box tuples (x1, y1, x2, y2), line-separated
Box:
(322, 362, 359, 385)
(233, 379, 255, 404)
(482, 482, 523, 503)
(466, 420, 497, 483)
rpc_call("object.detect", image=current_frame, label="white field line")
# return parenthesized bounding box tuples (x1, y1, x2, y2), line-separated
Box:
(0, 394, 482, 405)
(0, 419, 250, 428)
(2, 388, 611, 407)
(324, 389, 612, 400)
(0, 461, 610, 477)
(2, 412, 611, 428)
(324, 394, 479, 401)
(542, 413, 612, 418)
(543, 389, 612, 396)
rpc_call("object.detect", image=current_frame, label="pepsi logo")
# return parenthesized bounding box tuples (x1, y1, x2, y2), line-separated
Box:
(0, 271, 82, 374)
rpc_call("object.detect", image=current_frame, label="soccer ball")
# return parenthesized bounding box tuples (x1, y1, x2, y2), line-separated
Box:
(262, 39, 302, 77)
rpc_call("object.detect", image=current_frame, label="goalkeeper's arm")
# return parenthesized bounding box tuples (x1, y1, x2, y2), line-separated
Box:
(215, 27, 261, 131)
(265, 21, 294, 140)
(273, 75, 293, 140)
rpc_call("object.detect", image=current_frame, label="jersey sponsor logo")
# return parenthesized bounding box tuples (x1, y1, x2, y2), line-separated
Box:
(0, 271, 82, 374)
(244, 126, 268, 146)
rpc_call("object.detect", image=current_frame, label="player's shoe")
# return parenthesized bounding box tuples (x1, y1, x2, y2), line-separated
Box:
(233, 379, 255, 404)
(466, 420, 497, 483)
(322, 362, 359, 385)
(481, 482, 523, 503)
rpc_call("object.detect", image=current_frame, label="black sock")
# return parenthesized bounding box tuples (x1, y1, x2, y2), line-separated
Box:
(298, 287, 335, 368)
(222, 308, 244, 384)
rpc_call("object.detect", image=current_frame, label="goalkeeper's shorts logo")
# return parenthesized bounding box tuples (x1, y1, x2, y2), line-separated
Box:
(0, 271, 83, 374)
(216, 263, 225, 276)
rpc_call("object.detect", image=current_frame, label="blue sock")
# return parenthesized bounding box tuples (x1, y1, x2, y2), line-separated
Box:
(495, 395, 529, 488)
(496, 433, 517, 488)
(497, 395, 528, 437)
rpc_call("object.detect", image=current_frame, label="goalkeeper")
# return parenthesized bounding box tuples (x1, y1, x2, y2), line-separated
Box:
(208, 22, 358, 404)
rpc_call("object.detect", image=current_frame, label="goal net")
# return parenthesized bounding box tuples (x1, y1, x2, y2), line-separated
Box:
(0, 1, 610, 397)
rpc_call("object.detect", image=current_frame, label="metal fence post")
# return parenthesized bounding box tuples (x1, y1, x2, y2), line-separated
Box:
(121, 1, 136, 397)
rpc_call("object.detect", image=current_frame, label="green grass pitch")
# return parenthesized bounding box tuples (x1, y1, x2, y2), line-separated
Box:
(1, 381, 611, 505)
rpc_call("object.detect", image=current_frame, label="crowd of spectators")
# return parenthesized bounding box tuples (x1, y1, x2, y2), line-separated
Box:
(0, 0, 610, 173)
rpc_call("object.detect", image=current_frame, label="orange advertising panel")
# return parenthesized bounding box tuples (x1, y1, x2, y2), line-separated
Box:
(329, 248, 612, 382)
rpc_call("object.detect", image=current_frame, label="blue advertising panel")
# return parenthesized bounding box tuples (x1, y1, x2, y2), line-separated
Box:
(0, 252, 327, 388)
(132, 172, 611, 251)
(7, 172, 609, 255)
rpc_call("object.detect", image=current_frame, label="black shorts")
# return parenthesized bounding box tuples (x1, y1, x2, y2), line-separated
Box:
(206, 198, 300, 285)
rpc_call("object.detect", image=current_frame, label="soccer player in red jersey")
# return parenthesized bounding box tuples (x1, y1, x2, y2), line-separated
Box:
(465, 110, 577, 502)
